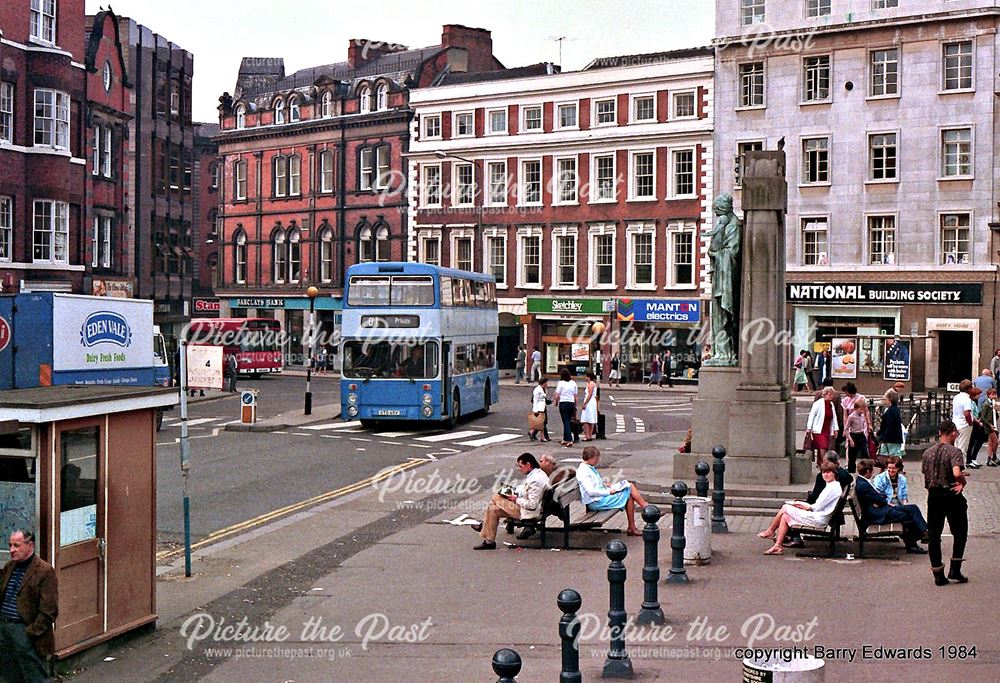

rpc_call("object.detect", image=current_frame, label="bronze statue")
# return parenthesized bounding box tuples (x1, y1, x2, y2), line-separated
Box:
(704, 193, 741, 366)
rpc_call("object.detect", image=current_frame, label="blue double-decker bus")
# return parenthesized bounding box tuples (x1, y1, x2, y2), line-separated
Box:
(340, 262, 499, 428)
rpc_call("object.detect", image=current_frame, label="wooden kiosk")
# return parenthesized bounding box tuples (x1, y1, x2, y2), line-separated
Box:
(0, 385, 177, 658)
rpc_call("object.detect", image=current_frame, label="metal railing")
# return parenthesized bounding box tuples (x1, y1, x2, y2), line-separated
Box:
(866, 391, 955, 445)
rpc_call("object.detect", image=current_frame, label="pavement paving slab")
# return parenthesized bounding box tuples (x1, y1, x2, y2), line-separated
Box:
(64, 432, 1000, 682)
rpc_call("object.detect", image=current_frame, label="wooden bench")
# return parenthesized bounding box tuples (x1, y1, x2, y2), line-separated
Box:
(788, 481, 852, 558)
(504, 471, 623, 549)
(846, 482, 906, 558)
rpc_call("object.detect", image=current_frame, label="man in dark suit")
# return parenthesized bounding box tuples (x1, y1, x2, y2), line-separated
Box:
(0, 529, 58, 682)
(855, 459, 927, 553)
(784, 451, 852, 547)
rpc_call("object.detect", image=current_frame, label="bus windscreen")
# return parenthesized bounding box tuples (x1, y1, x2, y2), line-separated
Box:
(342, 341, 439, 380)
(347, 275, 435, 306)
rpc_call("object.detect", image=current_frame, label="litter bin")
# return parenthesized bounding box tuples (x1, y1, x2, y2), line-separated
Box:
(742, 655, 824, 682)
(683, 495, 711, 565)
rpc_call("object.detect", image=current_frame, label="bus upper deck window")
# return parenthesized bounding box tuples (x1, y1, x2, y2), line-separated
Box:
(349, 276, 391, 306)
(391, 276, 434, 306)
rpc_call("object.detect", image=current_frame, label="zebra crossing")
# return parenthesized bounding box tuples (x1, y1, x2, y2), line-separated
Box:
(605, 393, 694, 415)
(160, 415, 524, 452)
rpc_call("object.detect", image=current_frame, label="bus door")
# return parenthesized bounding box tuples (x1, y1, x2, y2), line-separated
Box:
(441, 342, 450, 416)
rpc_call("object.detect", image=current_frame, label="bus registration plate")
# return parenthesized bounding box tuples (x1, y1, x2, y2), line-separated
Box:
(377, 409, 402, 416)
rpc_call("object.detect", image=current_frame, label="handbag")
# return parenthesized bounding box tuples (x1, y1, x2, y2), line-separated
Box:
(802, 432, 813, 451)
(527, 411, 545, 431)
(868, 433, 879, 458)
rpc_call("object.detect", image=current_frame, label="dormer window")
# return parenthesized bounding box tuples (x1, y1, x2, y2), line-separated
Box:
(359, 85, 372, 114)
(376, 84, 388, 111)
(235, 104, 246, 130)
(274, 99, 285, 124)
(288, 96, 300, 122)
(321, 91, 333, 118)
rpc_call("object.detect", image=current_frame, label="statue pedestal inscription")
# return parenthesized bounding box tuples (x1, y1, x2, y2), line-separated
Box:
(679, 153, 806, 485)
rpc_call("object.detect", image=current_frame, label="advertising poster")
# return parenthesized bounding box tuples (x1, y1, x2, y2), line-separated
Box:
(883, 338, 911, 382)
(571, 343, 590, 362)
(187, 345, 224, 390)
(831, 337, 857, 379)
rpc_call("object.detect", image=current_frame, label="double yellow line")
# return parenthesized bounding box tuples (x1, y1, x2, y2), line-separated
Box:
(156, 459, 429, 562)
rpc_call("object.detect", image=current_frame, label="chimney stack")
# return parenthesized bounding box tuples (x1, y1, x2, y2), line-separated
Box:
(348, 38, 408, 69)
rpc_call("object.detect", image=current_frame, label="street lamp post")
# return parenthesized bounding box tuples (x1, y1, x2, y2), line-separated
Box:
(434, 150, 482, 272)
(304, 286, 319, 415)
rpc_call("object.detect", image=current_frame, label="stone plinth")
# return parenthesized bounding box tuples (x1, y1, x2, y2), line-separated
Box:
(680, 361, 801, 485)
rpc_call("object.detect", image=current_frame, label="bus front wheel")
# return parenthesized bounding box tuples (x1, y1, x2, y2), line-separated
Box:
(449, 391, 461, 429)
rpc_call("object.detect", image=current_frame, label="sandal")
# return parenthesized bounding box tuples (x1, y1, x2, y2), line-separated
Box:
(757, 531, 775, 539)
(626, 529, 642, 537)
(764, 546, 783, 555)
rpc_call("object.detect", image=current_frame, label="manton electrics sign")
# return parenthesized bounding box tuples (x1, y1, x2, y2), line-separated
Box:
(787, 283, 982, 305)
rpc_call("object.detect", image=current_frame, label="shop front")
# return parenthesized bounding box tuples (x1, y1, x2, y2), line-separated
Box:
(525, 297, 616, 378)
(787, 281, 986, 393)
(225, 296, 343, 368)
(616, 298, 704, 383)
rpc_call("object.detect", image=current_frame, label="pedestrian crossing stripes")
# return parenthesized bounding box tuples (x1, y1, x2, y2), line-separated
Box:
(300, 421, 363, 431)
(414, 429, 485, 442)
(634, 418, 646, 433)
(456, 433, 521, 447)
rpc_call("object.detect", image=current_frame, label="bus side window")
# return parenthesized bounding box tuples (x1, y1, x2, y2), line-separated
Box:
(440, 277, 452, 306)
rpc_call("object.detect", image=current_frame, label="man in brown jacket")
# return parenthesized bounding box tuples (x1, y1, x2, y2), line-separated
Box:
(0, 529, 58, 682)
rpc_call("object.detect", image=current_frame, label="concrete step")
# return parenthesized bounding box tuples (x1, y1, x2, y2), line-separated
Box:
(647, 493, 783, 511)
(638, 482, 800, 499)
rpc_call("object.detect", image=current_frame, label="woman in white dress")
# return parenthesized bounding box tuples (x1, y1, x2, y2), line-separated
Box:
(757, 461, 843, 555)
(580, 371, 599, 441)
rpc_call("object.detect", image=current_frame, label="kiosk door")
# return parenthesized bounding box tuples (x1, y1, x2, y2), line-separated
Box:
(55, 421, 105, 646)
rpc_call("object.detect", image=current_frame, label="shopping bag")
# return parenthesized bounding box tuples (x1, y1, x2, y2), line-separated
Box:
(527, 411, 545, 431)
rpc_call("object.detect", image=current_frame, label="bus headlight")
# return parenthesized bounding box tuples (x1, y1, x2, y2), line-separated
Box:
(422, 405, 433, 417)
(348, 393, 358, 406)
(347, 405, 359, 417)
(421, 393, 432, 405)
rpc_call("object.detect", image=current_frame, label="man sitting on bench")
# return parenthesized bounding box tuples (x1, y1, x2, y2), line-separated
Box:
(575, 446, 647, 536)
(854, 458, 928, 554)
(472, 453, 548, 550)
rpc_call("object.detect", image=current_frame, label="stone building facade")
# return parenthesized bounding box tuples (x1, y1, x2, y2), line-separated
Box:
(714, 0, 1000, 392)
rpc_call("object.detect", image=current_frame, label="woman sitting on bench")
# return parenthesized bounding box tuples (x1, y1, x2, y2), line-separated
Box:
(758, 460, 843, 555)
(576, 446, 647, 536)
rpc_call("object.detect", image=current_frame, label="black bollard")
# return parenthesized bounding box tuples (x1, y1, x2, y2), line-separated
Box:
(711, 445, 729, 533)
(695, 461, 710, 499)
(602, 540, 634, 679)
(665, 482, 689, 584)
(636, 505, 665, 625)
(557, 589, 583, 683)
(492, 648, 522, 682)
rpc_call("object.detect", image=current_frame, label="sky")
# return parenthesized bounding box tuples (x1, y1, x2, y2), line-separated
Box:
(84, 0, 714, 122)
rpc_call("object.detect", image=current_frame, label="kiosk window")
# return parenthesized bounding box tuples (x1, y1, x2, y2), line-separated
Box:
(60, 427, 99, 546)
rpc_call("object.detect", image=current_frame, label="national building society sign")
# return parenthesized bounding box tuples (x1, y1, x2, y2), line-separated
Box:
(787, 283, 982, 305)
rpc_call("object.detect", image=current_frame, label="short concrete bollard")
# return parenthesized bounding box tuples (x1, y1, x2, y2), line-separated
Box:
(695, 460, 710, 498)
(557, 589, 583, 683)
(492, 648, 522, 682)
(602, 540, 634, 679)
(711, 445, 729, 533)
(636, 505, 665, 626)
(666, 482, 689, 584)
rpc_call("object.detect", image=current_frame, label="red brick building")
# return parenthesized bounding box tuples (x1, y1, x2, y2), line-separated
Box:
(0, 0, 88, 293)
(84, 10, 133, 297)
(408, 48, 715, 379)
(214, 25, 503, 365)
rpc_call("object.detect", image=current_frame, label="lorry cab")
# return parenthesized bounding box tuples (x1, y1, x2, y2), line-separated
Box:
(152, 325, 171, 387)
